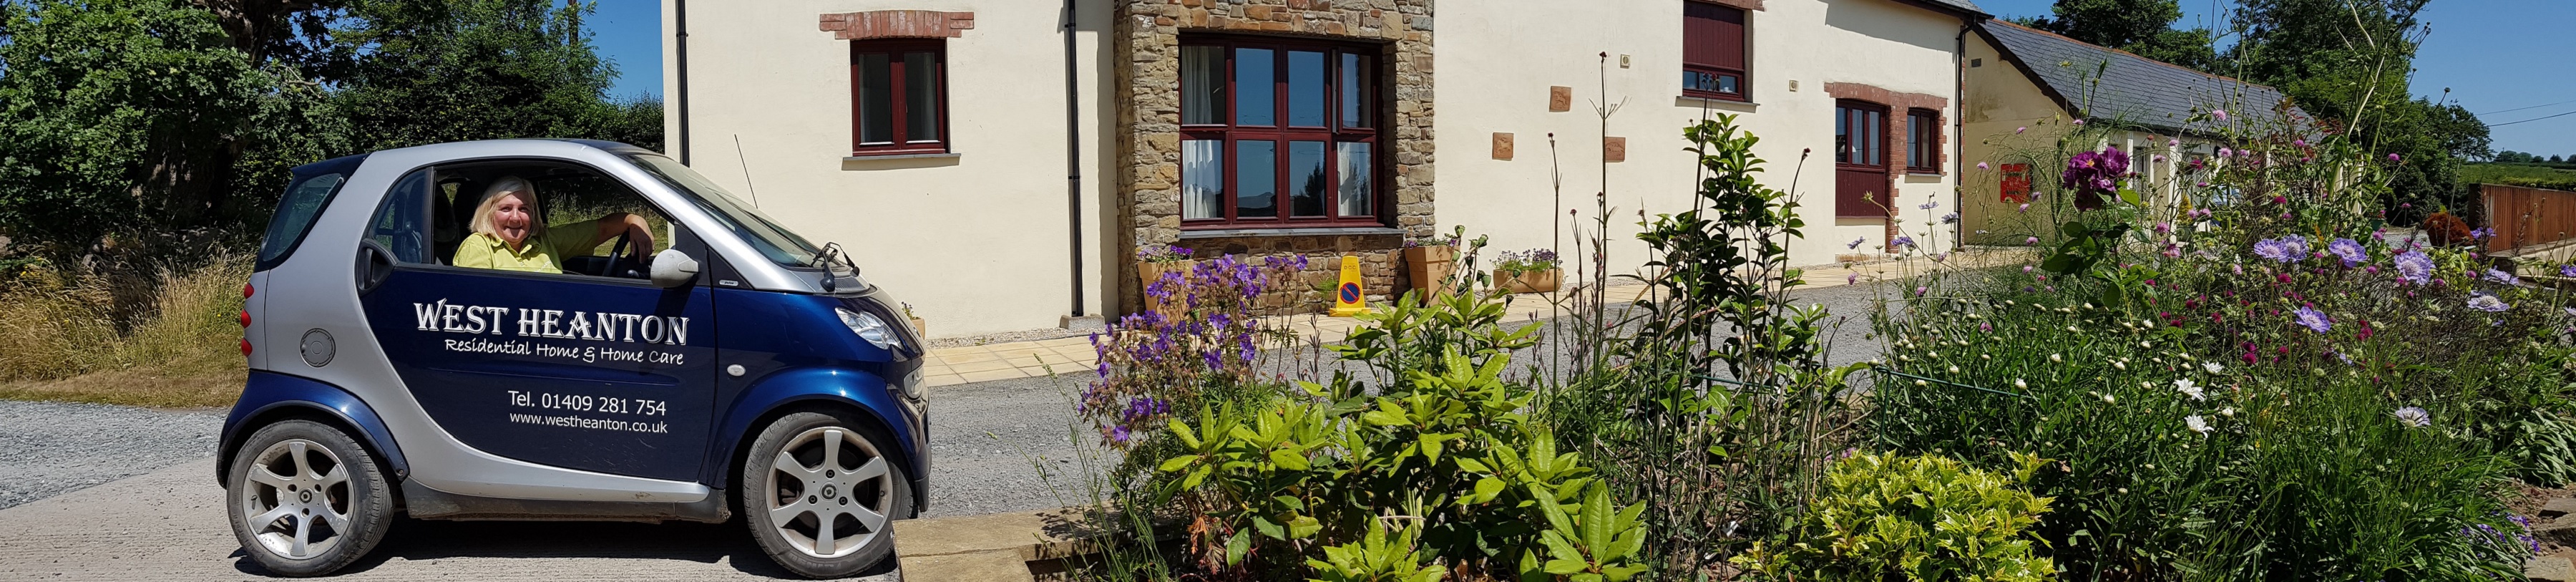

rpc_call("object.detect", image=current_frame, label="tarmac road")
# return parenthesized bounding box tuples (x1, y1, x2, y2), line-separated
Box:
(0, 283, 1888, 580)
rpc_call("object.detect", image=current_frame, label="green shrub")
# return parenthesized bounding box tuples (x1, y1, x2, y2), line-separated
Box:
(1732, 452, 2057, 582)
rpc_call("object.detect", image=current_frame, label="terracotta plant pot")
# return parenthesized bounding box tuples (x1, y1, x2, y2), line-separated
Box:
(1404, 246, 1456, 299)
(909, 317, 927, 339)
(1496, 268, 1561, 294)
(1138, 260, 1197, 317)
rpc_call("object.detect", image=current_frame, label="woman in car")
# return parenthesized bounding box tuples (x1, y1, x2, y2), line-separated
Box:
(452, 176, 657, 273)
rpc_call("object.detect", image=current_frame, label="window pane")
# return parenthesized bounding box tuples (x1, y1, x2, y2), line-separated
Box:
(1288, 51, 1325, 127)
(1289, 140, 1327, 216)
(1182, 46, 1226, 125)
(1183, 140, 1224, 219)
(1340, 53, 1369, 128)
(904, 52, 939, 142)
(1907, 115, 1923, 168)
(1834, 110, 1850, 164)
(1337, 142, 1372, 217)
(1717, 73, 1738, 94)
(858, 53, 893, 145)
(1235, 48, 1274, 126)
(1236, 140, 1277, 218)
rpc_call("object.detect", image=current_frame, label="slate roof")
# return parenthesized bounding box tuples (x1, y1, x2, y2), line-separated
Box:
(1919, 0, 1986, 16)
(1979, 19, 2297, 135)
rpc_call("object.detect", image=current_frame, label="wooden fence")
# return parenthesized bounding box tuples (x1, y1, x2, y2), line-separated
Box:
(2482, 183, 2576, 253)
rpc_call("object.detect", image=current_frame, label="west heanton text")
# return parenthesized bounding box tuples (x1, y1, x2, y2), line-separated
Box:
(411, 299, 691, 346)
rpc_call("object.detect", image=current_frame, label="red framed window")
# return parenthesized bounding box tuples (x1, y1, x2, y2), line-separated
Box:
(849, 39, 948, 156)
(1179, 37, 1385, 228)
(1682, 2, 1749, 102)
(1905, 108, 1940, 173)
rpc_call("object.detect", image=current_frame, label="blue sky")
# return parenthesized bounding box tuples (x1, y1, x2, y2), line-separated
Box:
(587, 0, 2576, 156)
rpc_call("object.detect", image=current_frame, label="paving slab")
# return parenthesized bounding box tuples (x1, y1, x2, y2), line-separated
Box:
(2531, 556, 2573, 582)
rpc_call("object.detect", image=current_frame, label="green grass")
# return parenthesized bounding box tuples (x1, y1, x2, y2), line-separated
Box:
(2462, 163, 2576, 191)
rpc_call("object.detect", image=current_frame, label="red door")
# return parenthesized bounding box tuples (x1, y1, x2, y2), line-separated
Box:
(1835, 101, 1890, 219)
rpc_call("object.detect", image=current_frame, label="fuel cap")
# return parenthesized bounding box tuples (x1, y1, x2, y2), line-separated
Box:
(300, 329, 336, 367)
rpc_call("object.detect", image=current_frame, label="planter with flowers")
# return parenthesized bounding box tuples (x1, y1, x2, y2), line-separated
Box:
(902, 302, 927, 339)
(1136, 243, 1196, 316)
(1493, 248, 1561, 294)
(1402, 233, 1460, 298)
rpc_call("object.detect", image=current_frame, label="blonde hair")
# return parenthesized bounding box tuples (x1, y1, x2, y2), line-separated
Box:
(469, 176, 546, 241)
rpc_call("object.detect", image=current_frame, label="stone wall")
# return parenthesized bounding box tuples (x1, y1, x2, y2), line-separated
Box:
(1113, 0, 1437, 314)
(1176, 233, 1403, 315)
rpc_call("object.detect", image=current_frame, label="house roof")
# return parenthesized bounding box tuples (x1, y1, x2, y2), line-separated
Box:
(1918, 0, 1987, 16)
(1978, 19, 2297, 135)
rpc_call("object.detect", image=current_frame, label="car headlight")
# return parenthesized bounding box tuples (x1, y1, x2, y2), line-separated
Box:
(836, 308, 901, 351)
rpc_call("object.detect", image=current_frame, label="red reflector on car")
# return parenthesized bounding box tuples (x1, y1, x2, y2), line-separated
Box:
(240, 339, 253, 356)
(239, 310, 251, 327)
(243, 283, 254, 298)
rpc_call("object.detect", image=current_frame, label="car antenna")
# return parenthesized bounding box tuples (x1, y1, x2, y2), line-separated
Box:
(733, 134, 761, 208)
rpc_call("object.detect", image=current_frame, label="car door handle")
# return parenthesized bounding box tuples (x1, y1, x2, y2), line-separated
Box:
(356, 242, 394, 295)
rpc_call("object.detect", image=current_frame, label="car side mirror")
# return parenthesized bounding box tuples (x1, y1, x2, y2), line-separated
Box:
(650, 248, 701, 288)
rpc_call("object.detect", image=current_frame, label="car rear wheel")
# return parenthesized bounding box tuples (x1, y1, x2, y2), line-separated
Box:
(743, 412, 913, 578)
(224, 419, 394, 577)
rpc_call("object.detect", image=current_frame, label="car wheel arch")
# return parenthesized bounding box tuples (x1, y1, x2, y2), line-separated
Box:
(721, 395, 921, 515)
(219, 402, 408, 493)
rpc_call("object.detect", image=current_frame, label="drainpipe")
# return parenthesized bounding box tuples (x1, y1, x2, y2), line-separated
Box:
(1953, 23, 1968, 248)
(674, 0, 693, 164)
(1063, 0, 1086, 317)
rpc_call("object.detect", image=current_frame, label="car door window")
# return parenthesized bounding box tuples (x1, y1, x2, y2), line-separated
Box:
(374, 160, 681, 279)
(366, 169, 437, 264)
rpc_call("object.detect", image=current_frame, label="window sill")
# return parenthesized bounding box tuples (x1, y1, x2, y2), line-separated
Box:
(844, 152, 960, 162)
(1179, 226, 1405, 239)
(1676, 95, 1758, 112)
(1905, 171, 1945, 180)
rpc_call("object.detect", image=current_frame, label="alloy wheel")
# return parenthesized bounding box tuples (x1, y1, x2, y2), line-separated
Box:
(763, 427, 894, 558)
(236, 440, 353, 560)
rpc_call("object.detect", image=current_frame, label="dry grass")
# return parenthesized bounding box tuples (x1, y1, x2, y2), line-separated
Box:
(0, 253, 252, 409)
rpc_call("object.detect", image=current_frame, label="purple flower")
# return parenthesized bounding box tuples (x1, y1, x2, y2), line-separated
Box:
(1920, 200, 1941, 210)
(2218, 147, 2233, 157)
(1892, 236, 1917, 248)
(1976, 161, 1990, 170)
(2293, 306, 2333, 333)
(2562, 264, 2576, 278)
(2211, 110, 2229, 122)
(2328, 238, 2367, 266)
(2471, 227, 2495, 240)
(1940, 213, 1959, 224)
(2253, 236, 2308, 263)
(2394, 250, 2433, 284)
(2389, 153, 2404, 163)
(2469, 294, 2510, 312)
(2394, 407, 2431, 427)
(1847, 237, 1867, 250)
(2487, 268, 2522, 286)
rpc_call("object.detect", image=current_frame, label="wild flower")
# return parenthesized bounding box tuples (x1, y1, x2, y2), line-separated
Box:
(1977, 161, 1990, 170)
(2471, 227, 2495, 240)
(2016, 126, 2027, 134)
(2175, 378, 2204, 400)
(2018, 203, 2031, 213)
(2468, 294, 2510, 313)
(2203, 362, 2224, 374)
(2062, 147, 2130, 198)
(2211, 109, 2229, 121)
(1893, 236, 1917, 248)
(2560, 264, 2576, 278)
(2328, 238, 2367, 266)
(2253, 236, 2309, 263)
(1920, 200, 1941, 210)
(2389, 153, 2404, 163)
(2394, 407, 2432, 427)
(2486, 268, 2521, 286)
(2185, 415, 2212, 435)
(2025, 236, 2039, 246)
(2293, 306, 2333, 333)
(1136, 243, 1192, 263)
(1941, 213, 1959, 224)
(1847, 237, 1867, 250)
(2394, 250, 2433, 284)
(2218, 147, 2233, 157)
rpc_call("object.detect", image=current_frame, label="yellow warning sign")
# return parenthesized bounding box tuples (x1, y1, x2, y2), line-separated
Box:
(1329, 256, 1367, 317)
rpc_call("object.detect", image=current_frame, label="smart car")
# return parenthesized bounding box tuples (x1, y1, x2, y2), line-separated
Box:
(220, 140, 927, 578)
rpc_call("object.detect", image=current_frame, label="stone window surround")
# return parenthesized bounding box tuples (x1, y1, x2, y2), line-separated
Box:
(1825, 82, 1948, 253)
(817, 10, 975, 40)
(1113, 0, 1436, 314)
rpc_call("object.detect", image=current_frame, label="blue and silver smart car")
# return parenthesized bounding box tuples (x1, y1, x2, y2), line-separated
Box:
(220, 140, 927, 578)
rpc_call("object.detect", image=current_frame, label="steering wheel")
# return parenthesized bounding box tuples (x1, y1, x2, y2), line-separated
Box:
(601, 231, 636, 278)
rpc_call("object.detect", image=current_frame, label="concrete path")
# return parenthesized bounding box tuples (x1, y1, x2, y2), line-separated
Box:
(0, 457, 896, 581)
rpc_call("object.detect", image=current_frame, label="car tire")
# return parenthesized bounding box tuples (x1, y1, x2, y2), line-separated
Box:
(743, 412, 914, 578)
(223, 419, 395, 577)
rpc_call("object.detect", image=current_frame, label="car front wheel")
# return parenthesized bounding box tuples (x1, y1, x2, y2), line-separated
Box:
(743, 412, 914, 578)
(223, 419, 394, 576)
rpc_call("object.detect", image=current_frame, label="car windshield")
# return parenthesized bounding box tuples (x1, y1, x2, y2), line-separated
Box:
(624, 154, 824, 268)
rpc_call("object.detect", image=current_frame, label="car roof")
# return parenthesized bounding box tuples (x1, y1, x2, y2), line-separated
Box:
(363, 139, 664, 165)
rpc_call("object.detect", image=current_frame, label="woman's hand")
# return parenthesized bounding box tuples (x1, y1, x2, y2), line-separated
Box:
(595, 212, 658, 257)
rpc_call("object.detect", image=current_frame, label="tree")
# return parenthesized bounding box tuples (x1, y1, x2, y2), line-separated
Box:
(2020, 0, 2219, 72)
(2228, 0, 2488, 213)
(326, 0, 634, 152)
(2555, 155, 2567, 165)
(0, 0, 336, 256)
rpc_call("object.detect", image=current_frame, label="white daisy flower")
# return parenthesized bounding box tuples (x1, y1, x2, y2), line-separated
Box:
(2175, 379, 2203, 401)
(2185, 415, 2212, 435)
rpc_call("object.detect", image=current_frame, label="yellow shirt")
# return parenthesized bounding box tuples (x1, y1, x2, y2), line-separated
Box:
(451, 219, 602, 273)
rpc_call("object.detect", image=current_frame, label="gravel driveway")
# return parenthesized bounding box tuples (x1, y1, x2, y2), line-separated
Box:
(0, 400, 223, 510)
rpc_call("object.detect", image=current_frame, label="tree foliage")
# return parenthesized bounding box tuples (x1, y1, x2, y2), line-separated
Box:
(2227, 0, 2484, 218)
(2020, 0, 2219, 72)
(0, 0, 658, 258)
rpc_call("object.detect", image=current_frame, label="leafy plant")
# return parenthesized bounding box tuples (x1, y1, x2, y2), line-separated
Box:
(1732, 452, 2057, 582)
(1307, 520, 1446, 582)
(1492, 249, 1561, 275)
(1527, 482, 1648, 582)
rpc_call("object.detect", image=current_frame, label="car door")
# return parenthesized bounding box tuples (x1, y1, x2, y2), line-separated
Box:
(353, 160, 718, 483)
